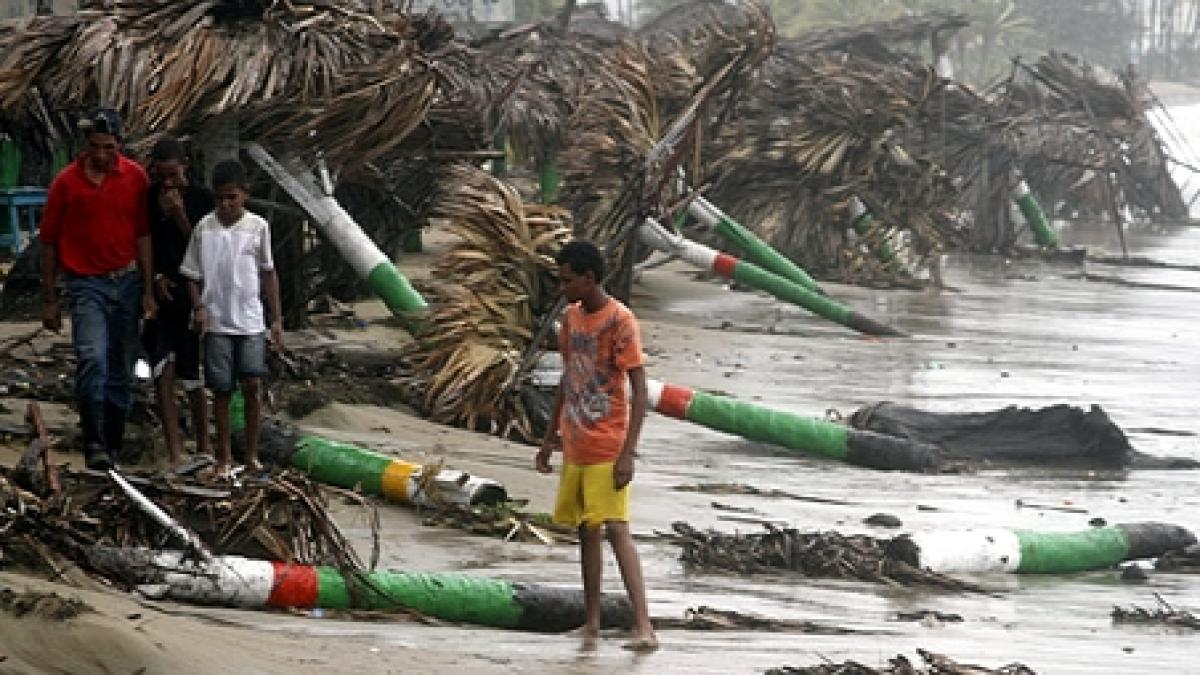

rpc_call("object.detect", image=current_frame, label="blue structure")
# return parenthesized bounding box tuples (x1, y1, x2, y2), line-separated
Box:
(0, 187, 47, 254)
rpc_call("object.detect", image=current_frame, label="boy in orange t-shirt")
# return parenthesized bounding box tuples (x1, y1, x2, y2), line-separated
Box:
(536, 240, 657, 651)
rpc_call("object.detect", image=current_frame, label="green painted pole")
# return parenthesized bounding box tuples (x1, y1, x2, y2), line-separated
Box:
(848, 196, 897, 264)
(1014, 179, 1058, 248)
(539, 158, 559, 204)
(688, 197, 825, 295)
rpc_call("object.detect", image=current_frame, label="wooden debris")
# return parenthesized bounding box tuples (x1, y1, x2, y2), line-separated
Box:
(1112, 594, 1200, 630)
(421, 502, 576, 545)
(767, 648, 1037, 675)
(664, 522, 989, 593)
(673, 483, 855, 506)
(653, 605, 860, 635)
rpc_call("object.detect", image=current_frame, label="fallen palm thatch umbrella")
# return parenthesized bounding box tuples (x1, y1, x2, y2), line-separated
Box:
(767, 648, 1037, 675)
(639, 219, 905, 337)
(397, 165, 570, 442)
(86, 546, 631, 632)
(648, 379, 938, 471)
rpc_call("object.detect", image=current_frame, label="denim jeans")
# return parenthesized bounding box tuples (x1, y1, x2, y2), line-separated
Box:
(67, 272, 142, 410)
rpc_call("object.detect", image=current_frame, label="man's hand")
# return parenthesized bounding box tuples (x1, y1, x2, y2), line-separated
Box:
(535, 443, 554, 474)
(41, 298, 61, 332)
(269, 320, 284, 351)
(192, 306, 209, 336)
(613, 454, 635, 490)
(154, 275, 174, 302)
(160, 187, 186, 223)
(141, 291, 158, 320)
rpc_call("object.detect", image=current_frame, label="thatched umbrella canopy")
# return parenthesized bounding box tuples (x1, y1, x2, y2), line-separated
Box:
(0, 1, 458, 170)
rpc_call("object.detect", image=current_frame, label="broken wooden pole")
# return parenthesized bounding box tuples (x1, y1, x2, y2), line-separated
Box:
(88, 547, 632, 632)
(244, 143, 427, 326)
(647, 379, 939, 471)
(909, 523, 1195, 574)
(687, 196, 825, 295)
(638, 218, 905, 337)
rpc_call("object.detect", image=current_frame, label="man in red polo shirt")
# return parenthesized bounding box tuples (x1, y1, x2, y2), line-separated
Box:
(40, 107, 156, 470)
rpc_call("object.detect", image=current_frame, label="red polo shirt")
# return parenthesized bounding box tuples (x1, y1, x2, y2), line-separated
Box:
(39, 154, 149, 276)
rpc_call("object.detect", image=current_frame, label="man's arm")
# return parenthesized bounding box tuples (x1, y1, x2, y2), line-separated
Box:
(613, 366, 647, 489)
(40, 243, 60, 331)
(187, 279, 207, 335)
(535, 385, 564, 474)
(136, 234, 157, 319)
(260, 269, 283, 348)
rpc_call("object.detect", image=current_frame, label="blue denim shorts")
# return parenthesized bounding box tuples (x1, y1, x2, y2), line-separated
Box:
(204, 333, 268, 392)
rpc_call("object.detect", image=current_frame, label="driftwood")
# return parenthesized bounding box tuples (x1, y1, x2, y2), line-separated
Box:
(653, 605, 860, 634)
(766, 649, 1037, 675)
(1112, 594, 1200, 630)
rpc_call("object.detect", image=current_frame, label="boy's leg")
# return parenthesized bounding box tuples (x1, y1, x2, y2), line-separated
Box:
(204, 334, 235, 475)
(234, 334, 269, 471)
(241, 376, 262, 469)
(607, 521, 657, 647)
(156, 361, 183, 466)
(578, 523, 605, 640)
(187, 387, 210, 457)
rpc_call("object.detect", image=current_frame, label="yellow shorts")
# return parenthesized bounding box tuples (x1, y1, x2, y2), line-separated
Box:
(552, 462, 630, 528)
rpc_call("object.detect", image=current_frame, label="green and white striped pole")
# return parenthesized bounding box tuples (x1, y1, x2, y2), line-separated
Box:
(638, 218, 905, 337)
(848, 196, 898, 265)
(909, 522, 1195, 574)
(1013, 177, 1058, 248)
(245, 143, 427, 326)
(89, 548, 631, 632)
(230, 395, 505, 507)
(647, 379, 938, 471)
(687, 197, 825, 295)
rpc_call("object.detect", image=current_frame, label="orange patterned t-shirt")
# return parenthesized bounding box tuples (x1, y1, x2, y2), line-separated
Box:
(558, 298, 645, 465)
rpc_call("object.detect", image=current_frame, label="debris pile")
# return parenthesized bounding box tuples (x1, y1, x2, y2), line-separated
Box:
(664, 522, 986, 592)
(1112, 594, 1200, 630)
(766, 648, 1037, 675)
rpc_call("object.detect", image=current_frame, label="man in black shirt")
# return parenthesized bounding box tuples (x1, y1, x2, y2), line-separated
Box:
(144, 139, 213, 468)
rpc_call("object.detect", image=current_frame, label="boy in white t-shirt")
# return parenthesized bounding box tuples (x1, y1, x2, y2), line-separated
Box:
(180, 160, 283, 478)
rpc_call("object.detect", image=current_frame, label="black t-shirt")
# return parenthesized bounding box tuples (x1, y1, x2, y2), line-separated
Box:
(147, 183, 214, 314)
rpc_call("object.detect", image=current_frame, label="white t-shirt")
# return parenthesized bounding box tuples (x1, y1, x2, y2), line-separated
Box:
(179, 211, 274, 335)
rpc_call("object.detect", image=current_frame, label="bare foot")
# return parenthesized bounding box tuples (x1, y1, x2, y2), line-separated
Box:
(567, 626, 599, 650)
(621, 634, 659, 653)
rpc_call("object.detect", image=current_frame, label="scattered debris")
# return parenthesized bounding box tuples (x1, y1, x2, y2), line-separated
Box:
(1112, 594, 1200, 630)
(420, 503, 576, 545)
(766, 649, 1037, 674)
(0, 587, 90, 621)
(653, 606, 860, 634)
(894, 610, 963, 623)
(663, 522, 989, 592)
(672, 483, 854, 506)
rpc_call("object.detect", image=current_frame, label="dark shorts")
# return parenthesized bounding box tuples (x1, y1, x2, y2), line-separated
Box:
(142, 304, 202, 390)
(204, 333, 268, 392)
